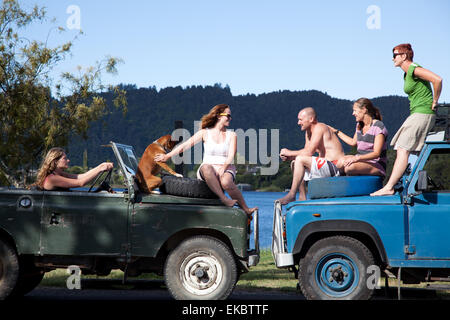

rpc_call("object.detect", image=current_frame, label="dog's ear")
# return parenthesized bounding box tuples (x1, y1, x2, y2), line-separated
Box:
(158, 134, 171, 146)
(169, 139, 179, 149)
(166, 134, 179, 144)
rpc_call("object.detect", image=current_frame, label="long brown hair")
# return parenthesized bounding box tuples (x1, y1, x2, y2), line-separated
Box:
(200, 104, 230, 129)
(354, 98, 382, 130)
(32, 147, 66, 189)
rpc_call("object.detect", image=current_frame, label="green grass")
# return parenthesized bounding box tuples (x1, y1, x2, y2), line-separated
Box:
(236, 249, 297, 292)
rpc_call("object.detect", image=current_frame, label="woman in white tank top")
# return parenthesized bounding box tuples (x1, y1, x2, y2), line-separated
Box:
(154, 104, 257, 216)
(197, 128, 235, 181)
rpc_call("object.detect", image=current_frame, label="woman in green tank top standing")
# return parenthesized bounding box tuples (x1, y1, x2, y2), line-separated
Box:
(371, 43, 442, 196)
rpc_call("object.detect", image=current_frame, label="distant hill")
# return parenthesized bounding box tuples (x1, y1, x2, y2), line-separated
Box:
(68, 84, 410, 167)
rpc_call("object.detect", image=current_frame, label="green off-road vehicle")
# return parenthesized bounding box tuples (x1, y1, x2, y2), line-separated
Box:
(0, 142, 259, 300)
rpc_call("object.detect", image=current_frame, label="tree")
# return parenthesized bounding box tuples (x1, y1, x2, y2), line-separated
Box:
(0, 0, 127, 187)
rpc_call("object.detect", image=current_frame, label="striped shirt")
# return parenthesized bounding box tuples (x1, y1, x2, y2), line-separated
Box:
(356, 120, 388, 176)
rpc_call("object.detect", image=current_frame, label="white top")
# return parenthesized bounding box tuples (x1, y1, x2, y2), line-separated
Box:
(202, 129, 232, 164)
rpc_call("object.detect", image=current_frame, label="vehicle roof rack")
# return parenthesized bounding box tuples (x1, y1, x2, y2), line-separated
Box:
(426, 103, 449, 142)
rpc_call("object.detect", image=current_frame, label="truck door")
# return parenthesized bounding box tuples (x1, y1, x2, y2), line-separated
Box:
(40, 190, 129, 256)
(0, 189, 44, 254)
(408, 147, 450, 260)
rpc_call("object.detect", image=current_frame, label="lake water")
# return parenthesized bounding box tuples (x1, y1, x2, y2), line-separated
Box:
(238, 191, 286, 249)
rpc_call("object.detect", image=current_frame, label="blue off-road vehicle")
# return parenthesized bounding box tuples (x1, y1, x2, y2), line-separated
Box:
(272, 105, 450, 300)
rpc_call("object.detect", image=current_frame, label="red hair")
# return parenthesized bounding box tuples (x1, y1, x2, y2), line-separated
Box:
(393, 43, 414, 61)
(200, 104, 230, 129)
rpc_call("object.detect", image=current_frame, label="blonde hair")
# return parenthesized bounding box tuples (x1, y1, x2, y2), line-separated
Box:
(200, 104, 230, 129)
(33, 147, 66, 189)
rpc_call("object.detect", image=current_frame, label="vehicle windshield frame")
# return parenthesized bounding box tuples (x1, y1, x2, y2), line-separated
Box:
(110, 141, 139, 199)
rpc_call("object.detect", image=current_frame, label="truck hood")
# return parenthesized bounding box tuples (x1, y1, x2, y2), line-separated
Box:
(285, 194, 402, 210)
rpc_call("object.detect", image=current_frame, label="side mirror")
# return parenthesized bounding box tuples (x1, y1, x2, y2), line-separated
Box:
(417, 170, 428, 191)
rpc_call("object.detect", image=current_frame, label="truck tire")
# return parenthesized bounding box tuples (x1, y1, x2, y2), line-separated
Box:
(164, 235, 237, 300)
(160, 175, 218, 199)
(298, 235, 375, 300)
(11, 272, 44, 297)
(307, 176, 383, 199)
(10, 259, 45, 298)
(0, 239, 19, 300)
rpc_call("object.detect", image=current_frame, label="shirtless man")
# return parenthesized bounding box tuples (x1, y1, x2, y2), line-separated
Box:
(277, 107, 345, 205)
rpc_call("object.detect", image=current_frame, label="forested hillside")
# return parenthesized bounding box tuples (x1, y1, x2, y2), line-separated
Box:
(68, 84, 410, 167)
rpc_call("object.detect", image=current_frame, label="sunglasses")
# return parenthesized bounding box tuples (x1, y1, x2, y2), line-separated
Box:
(219, 113, 232, 119)
(393, 52, 405, 59)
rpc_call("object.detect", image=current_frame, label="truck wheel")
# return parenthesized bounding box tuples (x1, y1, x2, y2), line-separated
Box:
(164, 236, 237, 300)
(0, 239, 19, 300)
(12, 272, 44, 297)
(298, 236, 375, 300)
(159, 175, 218, 199)
(10, 260, 45, 298)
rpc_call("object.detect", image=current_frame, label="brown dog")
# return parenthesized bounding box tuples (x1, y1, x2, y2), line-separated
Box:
(135, 135, 182, 193)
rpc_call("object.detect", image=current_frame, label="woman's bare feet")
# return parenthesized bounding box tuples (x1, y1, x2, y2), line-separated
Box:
(277, 193, 296, 205)
(370, 186, 395, 196)
(244, 206, 258, 217)
(221, 197, 238, 207)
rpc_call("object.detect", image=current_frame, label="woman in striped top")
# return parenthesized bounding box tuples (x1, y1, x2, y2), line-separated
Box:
(329, 98, 388, 177)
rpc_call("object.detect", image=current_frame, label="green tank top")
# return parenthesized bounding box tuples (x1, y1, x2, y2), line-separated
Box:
(403, 62, 434, 115)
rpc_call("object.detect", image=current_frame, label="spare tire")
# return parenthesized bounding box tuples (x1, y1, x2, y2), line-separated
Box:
(160, 175, 219, 199)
